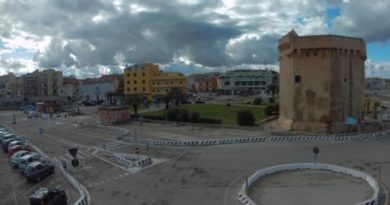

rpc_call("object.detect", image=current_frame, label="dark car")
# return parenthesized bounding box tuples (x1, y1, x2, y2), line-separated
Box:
(180, 101, 192, 104)
(195, 100, 205, 104)
(22, 161, 55, 182)
(29, 187, 67, 205)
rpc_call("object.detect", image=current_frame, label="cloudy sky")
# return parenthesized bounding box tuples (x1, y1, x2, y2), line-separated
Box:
(0, 0, 390, 78)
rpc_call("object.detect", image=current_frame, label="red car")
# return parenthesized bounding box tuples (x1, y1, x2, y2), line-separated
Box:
(7, 145, 32, 157)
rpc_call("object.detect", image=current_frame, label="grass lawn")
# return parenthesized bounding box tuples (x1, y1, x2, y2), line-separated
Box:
(143, 103, 267, 124)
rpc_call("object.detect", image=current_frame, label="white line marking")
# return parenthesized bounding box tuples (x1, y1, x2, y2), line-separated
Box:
(64, 153, 73, 160)
(92, 149, 99, 155)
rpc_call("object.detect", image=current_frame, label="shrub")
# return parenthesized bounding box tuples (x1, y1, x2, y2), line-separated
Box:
(236, 110, 255, 126)
(268, 97, 275, 104)
(226, 103, 231, 106)
(143, 115, 165, 120)
(246, 102, 251, 105)
(190, 111, 200, 123)
(166, 109, 180, 121)
(253, 98, 263, 105)
(198, 117, 222, 124)
(178, 109, 190, 122)
(264, 104, 279, 116)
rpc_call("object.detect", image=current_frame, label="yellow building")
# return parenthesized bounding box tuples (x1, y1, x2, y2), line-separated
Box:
(124, 63, 186, 100)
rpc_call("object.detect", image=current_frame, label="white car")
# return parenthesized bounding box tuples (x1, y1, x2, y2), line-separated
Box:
(18, 153, 42, 171)
(9, 150, 31, 168)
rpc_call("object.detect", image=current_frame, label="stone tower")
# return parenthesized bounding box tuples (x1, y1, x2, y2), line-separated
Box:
(278, 30, 366, 133)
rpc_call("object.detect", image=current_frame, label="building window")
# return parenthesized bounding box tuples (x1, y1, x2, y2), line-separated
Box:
(127, 73, 130, 77)
(295, 75, 301, 83)
(142, 72, 145, 76)
(171, 81, 173, 84)
(127, 80, 130, 84)
(166, 89, 169, 92)
(344, 78, 347, 82)
(157, 89, 160, 92)
(134, 87, 137, 91)
(165, 81, 168, 85)
(180, 81, 182, 84)
(134, 80, 137, 84)
(133, 73, 137, 77)
(142, 87, 145, 91)
(235, 82, 240, 86)
(152, 82, 155, 85)
(142, 80, 145, 84)
(127, 88, 130, 92)
(157, 82, 160, 85)
(224, 82, 230, 86)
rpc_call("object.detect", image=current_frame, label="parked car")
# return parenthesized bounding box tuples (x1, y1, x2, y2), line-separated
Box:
(0, 133, 17, 143)
(22, 161, 55, 182)
(7, 145, 31, 157)
(18, 153, 42, 170)
(9, 150, 31, 168)
(29, 187, 67, 205)
(7, 140, 26, 150)
(2, 138, 22, 152)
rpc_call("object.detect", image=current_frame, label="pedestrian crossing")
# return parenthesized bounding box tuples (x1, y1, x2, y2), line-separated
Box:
(96, 140, 128, 151)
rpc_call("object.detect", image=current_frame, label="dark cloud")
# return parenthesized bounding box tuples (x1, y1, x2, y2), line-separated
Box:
(1, 0, 390, 78)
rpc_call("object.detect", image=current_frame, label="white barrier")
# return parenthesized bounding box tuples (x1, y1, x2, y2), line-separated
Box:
(238, 163, 381, 205)
(118, 130, 388, 147)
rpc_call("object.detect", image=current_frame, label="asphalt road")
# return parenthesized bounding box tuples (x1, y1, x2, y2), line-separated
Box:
(1, 109, 390, 205)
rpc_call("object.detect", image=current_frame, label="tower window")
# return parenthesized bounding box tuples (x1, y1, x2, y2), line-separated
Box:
(295, 75, 301, 83)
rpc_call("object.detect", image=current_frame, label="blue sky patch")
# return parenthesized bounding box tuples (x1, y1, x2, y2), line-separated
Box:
(326, 7, 341, 28)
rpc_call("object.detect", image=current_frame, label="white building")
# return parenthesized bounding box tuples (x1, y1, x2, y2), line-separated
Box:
(218, 69, 274, 95)
(79, 77, 119, 102)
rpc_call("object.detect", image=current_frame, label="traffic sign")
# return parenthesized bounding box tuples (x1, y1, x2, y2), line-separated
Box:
(71, 159, 79, 167)
(68, 148, 78, 158)
(313, 147, 319, 154)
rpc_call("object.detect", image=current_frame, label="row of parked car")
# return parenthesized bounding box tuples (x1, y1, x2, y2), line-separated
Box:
(0, 125, 67, 205)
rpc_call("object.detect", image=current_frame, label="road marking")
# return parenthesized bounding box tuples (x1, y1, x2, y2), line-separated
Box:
(64, 153, 73, 160)
(92, 149, 99, 155)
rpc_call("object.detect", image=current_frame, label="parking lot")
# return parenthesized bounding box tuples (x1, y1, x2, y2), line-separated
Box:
(1, 109, 390, 205)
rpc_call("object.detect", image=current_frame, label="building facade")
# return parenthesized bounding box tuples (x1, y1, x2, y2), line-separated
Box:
(22, 69, 63, 97)
(124, 63, 186, 100)
(278, 30, 366, 133)
(0, 73, 16, 97)
(37, 69, 63, 96)
(79, 77, 119, 102)
(187, 73, 219, 93)
(218, 69, 273, 95)
(22, 73, 38, 97)
(60, 77, 80, 99)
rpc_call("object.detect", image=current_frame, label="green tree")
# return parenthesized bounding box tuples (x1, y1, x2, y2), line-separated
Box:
(125, 94, 141, 115)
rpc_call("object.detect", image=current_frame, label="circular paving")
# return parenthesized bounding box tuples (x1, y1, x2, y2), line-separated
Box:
(248, 169, 374, 205)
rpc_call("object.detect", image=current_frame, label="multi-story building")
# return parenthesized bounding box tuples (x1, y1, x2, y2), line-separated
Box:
(37, 69, 63, 96)
(79, 76, 119, 102)
(8, 77, 23, 97)
(187, 73, 219, 93)
(218, 69, 273, 95)
(60, 77, 80, 99)
(22, 73, 38, 97)
(277, 30, 366, 133)
(22, 69, 63, 97)
(124, 63, 186, 100)
(0, 73, 16, 97)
